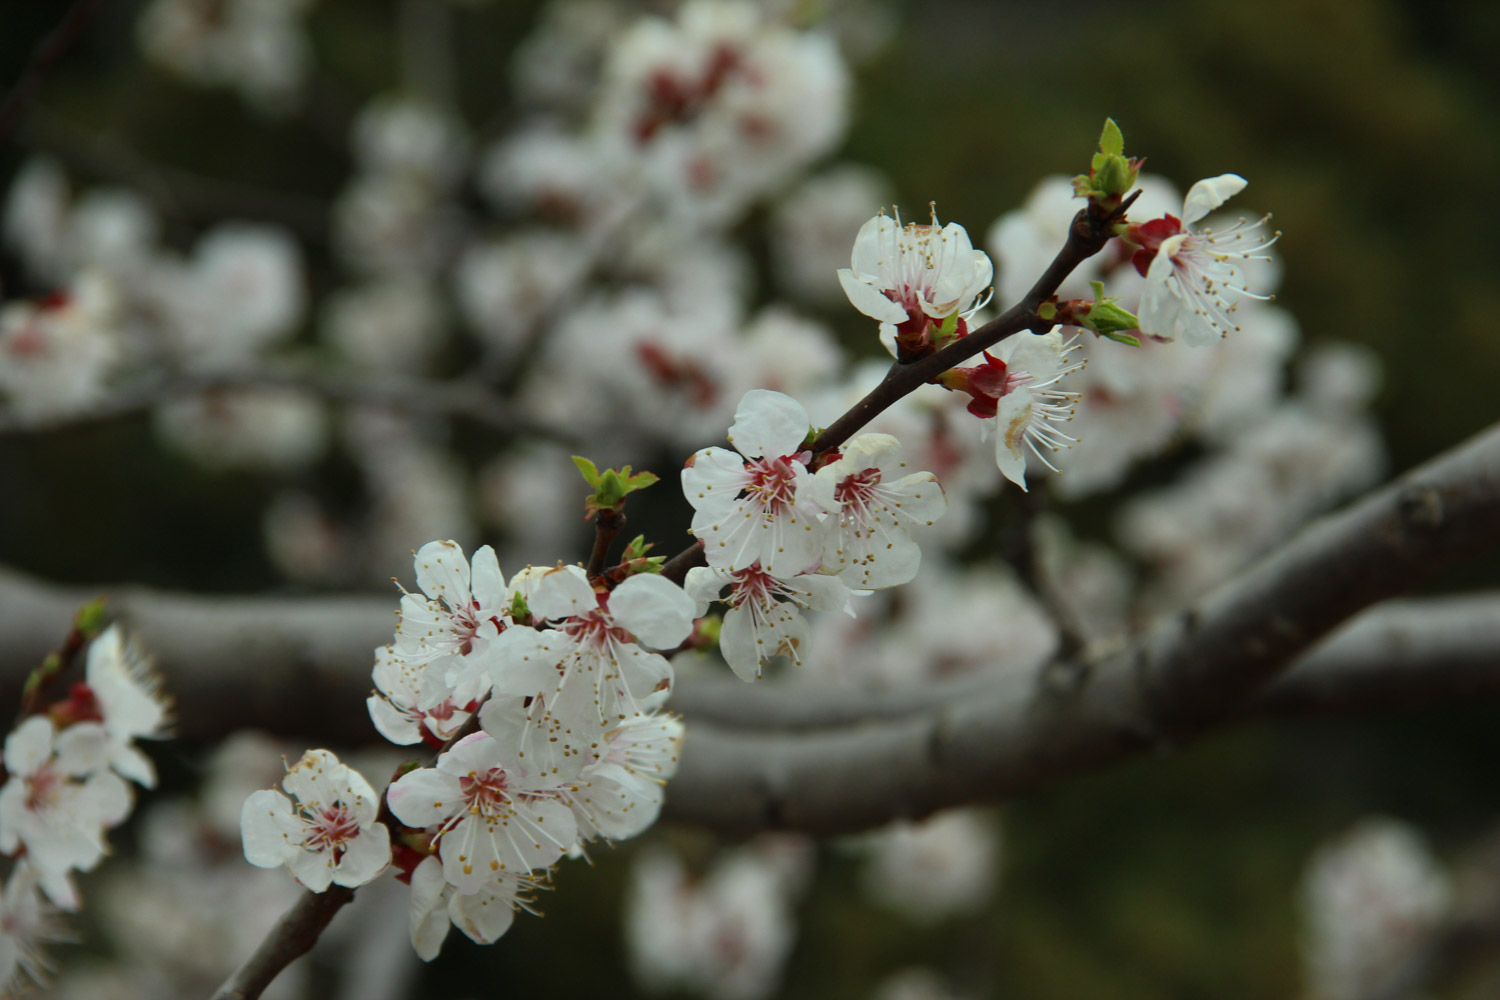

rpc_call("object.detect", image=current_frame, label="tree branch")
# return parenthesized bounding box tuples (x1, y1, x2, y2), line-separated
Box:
(656, 420, 1500, 832)
(210, 886, 355, 1000)
(0, 364, 576, 444)
(0, 424, 1498, 834)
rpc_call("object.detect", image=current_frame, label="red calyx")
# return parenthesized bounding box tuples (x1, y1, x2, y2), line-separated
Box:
(1127, 214, 1182, 277)
(49, 681, 104, 727)
(936, 352, 1009, 419)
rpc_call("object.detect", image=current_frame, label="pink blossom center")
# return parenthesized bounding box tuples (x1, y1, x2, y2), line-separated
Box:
(24, 765, 62, 813)
(743, 456, 799, 514)
(834, 468, 882, 517)
(564, 608, 632, 650)
(305, 805, 361, 862)
(727, 563, 778, 609)
(460, 768, 511, 817)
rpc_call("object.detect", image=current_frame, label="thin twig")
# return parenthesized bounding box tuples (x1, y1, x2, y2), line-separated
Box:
(659, 198, 1126, 585)
(210, 886, 356, 1000)
(0, 364, 578, 444)
(0, 0, 104, 147)
(587, 509, 624, 579)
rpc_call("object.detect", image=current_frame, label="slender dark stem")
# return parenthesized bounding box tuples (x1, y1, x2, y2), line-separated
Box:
(587, 510, 624, 579)
(0, 0, 104, 147)
(211, 703, 488, 1000)
(210, 887, 356, 1000)
(15, 613, 92, 724)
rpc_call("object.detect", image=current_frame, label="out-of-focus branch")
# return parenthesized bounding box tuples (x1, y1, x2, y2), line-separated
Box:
(1, 424, 1499, 830)
(670, 593, 1500, 730)
(659, 419, 1500, 832)
(0, 364, 577, 444)
(24, 113, 330, 241)
(0, 1, 104, 147)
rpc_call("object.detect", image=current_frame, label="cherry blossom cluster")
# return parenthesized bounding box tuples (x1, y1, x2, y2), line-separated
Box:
(683, 389, 948, 679)
(0, 625, 170, 995)
(241, 539, 697, 960)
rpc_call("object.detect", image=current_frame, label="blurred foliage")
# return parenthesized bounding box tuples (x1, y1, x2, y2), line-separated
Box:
(2, 0, 1499, 997)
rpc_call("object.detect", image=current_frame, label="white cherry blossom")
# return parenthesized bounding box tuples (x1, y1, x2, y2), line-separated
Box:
(366, 646, 483, 747)
(683, 389, 827, 577)
(395, 540, 514, 665)
(489, 566, 693, 722)
(806, 433, 947, 589)
(407, 856, 539, 961)
(838, 207, 992, 358)
(0, 275, 120, 419)
(241, 749, 391, 892)
(385, 704, 578, 894)
(983, 328, 1084, 490)
(686, 562, 853, 681)
(1136, 174, 1279, 347)
(0, 717, 131, 909)
(571, 711, 686, 842)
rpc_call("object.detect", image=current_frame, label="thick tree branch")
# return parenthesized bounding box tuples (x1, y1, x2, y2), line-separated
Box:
(0, 364, 575, 443)
(0, 424, 1497, 834)
(657, 421, 1500, 832)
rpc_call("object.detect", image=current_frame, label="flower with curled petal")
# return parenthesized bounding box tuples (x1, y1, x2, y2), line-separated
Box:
(1132, 174, 1279, 347)
(241, 749, 391, 892)
(686, 561, 853, 681)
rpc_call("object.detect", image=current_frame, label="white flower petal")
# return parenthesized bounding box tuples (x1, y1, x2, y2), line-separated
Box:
(726, 390, 810, 460)
(1182, 173, 1247, 226)
(241, 789, 298, 869)
(608, 573, 696, 649)
(838, 268, 907, 324)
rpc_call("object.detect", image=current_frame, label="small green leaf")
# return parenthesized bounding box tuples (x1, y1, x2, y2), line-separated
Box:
(1099, 117, 1124, 156)
(1102, 331, 1142, 347)
(571, 456, 601, 487)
